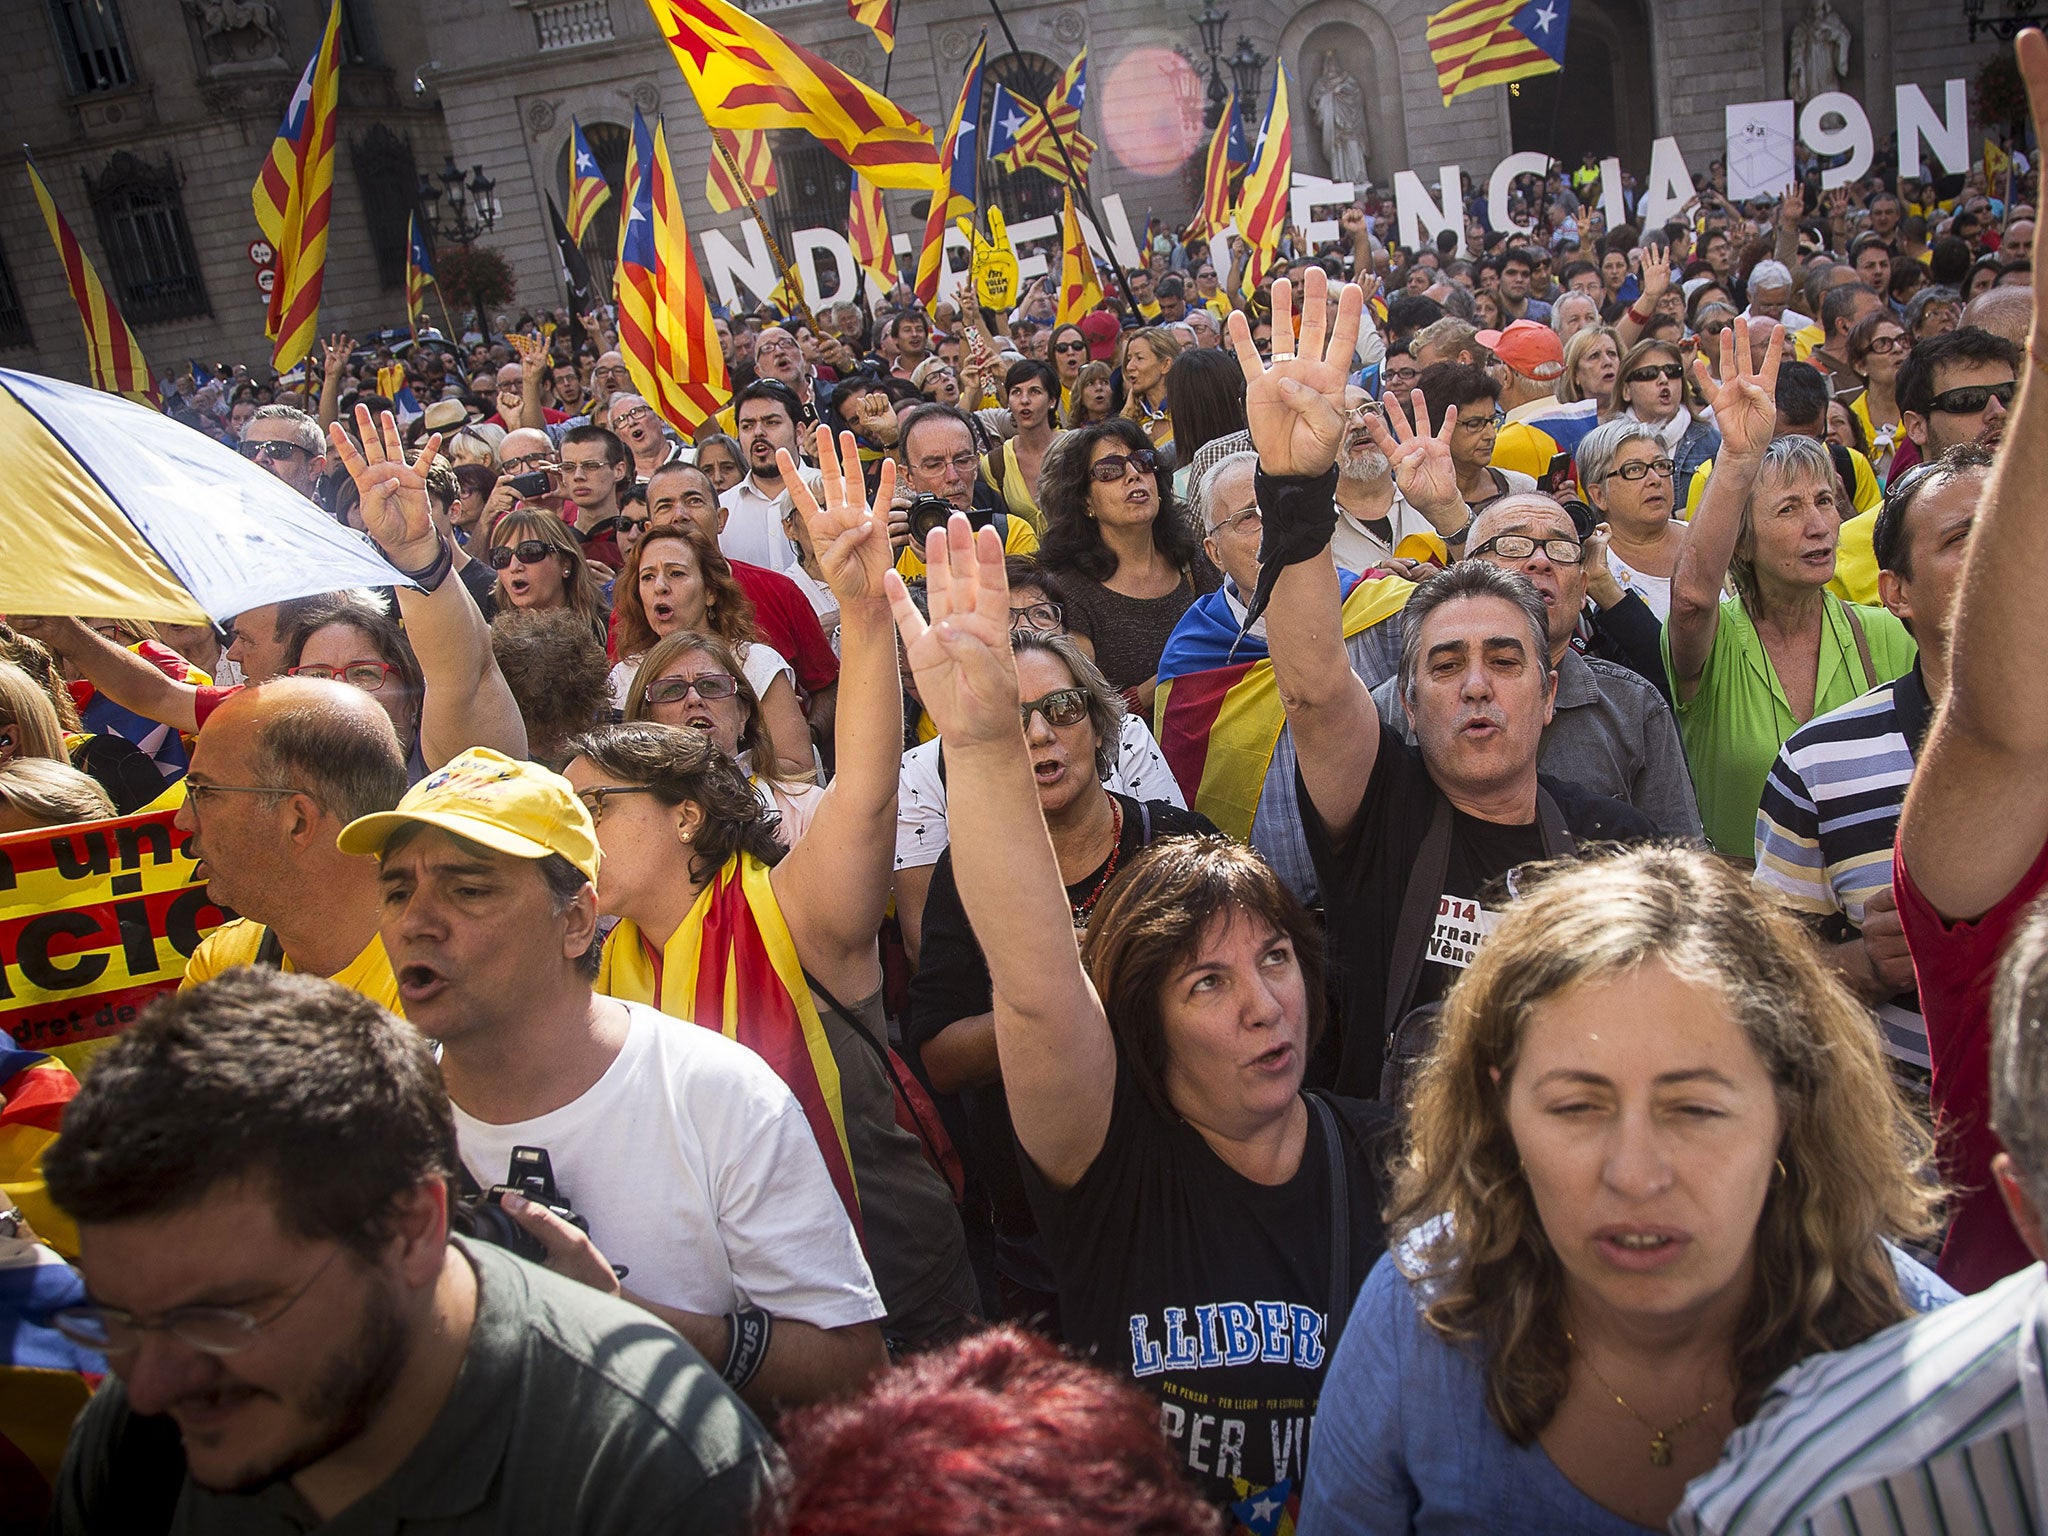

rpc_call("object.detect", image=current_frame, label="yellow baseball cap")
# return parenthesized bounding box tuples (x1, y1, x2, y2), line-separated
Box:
(338, 748, 600, 882)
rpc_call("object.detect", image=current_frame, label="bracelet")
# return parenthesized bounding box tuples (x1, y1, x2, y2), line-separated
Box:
(392, 537, 454, 594)
(721, 1306, 773, 1390)
(1625, 305, 1650, 325)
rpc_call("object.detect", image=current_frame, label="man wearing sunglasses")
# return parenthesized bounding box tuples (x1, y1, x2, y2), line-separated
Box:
(1900, 327, 2021, 462)
(237, 405, 328, 501)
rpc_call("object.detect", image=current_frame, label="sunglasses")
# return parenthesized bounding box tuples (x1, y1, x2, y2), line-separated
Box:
(1089, 448, 1160, 482)
(237, 440, 305, 462)
(489, 539, 559, 569)
(644, 673, 741, 704)
(1054, 340, 1089, 353)
(1020, 687, 1091, 729)
(618, 515, 652, 534)
(1627, 363, 1686, 383)
(1927, 380, 2016, 415)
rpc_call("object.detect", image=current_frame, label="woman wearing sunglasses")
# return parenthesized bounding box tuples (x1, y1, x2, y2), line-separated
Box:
(1611, 338, 1719, 507)
(1845, 310, 1910, 480)
(486, 509, 608, 643)
(609, 522, 813, 781)
(1038, 420, 1221, 718)
(1049, 322, 1092, 404)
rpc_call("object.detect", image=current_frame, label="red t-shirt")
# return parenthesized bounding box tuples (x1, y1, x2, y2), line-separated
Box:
(192, 683, 242, 729)
(1896, 833, 2048, 1293)
(730, 560, 839, 697)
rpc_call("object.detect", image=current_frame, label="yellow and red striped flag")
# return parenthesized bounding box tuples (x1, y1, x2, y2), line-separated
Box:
(1236, 68, 1293, 294)
(916, 35, 986, 305)
(617, 109, 730, 435)
(251, 0, 342, 372)
(849, 0, 894, 52)
(848, 172, 898, 292)
(646, 0, 936, 190)
(24, 156, 157, 408)
(1424, 0, 1569, 106)
(566, 118, 614, 242)
(1190, 89, 1246, 240)
(1055, 191, 1103, 326)
(991, 49, 1091, 184)
(705, 126, 778, 213)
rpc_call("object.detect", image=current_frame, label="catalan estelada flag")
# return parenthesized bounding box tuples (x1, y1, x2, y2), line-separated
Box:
(0, 1231, 104, 1524)
(988, 49, 1092, 185)
(1190, 89, 1246, 239)
(23, 155, 157, 408)
(1056, 191, 1103, 325)
(597, 855, 862, 1239)
(916, 35, 986, 305)
(646, 0, 936, 190)
(566, 117, 614, 242)
(1236, 67, 1293, 294)
(706, 126, 778, 213)
(848, 172, 898, 293)
(251, 0, 342, 372)
(617, 109, 730, 434)
(1425, 0, 1570, 106)
(1155, 573, 1412, 842)
(404, 210, 437, 331)
(849, 0, 894, 52)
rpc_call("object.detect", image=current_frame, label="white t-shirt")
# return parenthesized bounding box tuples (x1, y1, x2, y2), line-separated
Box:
(607, 639, 794, 713)
(451, 1000, 884, 1329)
(717, 469, 824, 574)
(895, 713, 1184, 871)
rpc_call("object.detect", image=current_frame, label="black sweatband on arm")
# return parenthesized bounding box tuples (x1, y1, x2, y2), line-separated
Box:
(1243, 463, 1343, 631)
(721, 1306, 773, 1390)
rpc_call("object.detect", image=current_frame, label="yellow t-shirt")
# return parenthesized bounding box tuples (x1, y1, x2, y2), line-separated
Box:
(1792, 324, 1826, 363)
(1683, 446, 1881, 521)
(182, 918, 404, 1014)
(894, 510, 1039, 578)
(980, 440, 1045, 532)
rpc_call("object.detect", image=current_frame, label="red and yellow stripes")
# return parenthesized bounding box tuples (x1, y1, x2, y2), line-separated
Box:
(1056, 192, 1102, 325)
(252, 0, 342, 371)
(916, 35, 986, 305)
(1426, 0, 1563, 105)
(848, 172, 898, 292)
(1236, 68, 1293, 294)
(848, 0, 894, 53)
(24, 158, 156, 408)
(617, 110, 730, 436)
(1191, 92, 1240, 241)
(705, 126, 778, 214)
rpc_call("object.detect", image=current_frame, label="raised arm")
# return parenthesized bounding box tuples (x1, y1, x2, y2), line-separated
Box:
(11, 616, 202, 733)
(1224, 269, 1392, 840)
(1666, 322, 1785, 700)
(314, 333, 351, 431)
(885, 518, 1113, 1189)
(327, 406, 527, 767)
(774, 429, 903, 995)
(1616, 245, 1669, 351)
(1899, 27, 2048, 920)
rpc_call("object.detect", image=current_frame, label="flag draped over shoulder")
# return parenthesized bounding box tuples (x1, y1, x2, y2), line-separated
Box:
(1056, 191, 1103, 325)
(848, 0, 894, 52)
(404, 211, 437, 330)
(617, 109, 730, 434)
(1235, 68, 1293, 294)
(916, 36, 986, 305)
(706, 126, 778, 213)
(596, 856, 862, 1237)
(645, 0, 936, 189)
(1191, 90, 1245, 239)
(251, 0, 342, 372)
(848, 172, 898, 292)
(1425, 0, 1570, 106)
(1155, 574, 1412, 842)
(566, 117, 614, 241)
(25, 157, 157, 408)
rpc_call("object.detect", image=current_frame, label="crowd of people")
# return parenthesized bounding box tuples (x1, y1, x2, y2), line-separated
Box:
(4, 51, 2046, 1536)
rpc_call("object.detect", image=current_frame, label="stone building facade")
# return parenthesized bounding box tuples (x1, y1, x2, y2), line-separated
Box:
(0, 0, 2003, 386)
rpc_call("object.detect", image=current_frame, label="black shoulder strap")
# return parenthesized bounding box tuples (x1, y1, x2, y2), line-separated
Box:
(1385, 795, 1454, 1042)
(805, 968, 951, 1181)
(1307, 1094, 1353, 1345)
(252, 926, 286, 969)
(1534, 786, 1577, 858)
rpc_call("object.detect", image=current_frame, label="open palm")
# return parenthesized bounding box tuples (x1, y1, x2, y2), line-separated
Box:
(783, 426, 893, 603)
(1227, 267, 1363, 477)
(1366, 390, 1463, 523)
(1691, 319, 1783, 458)
(884, 517, 1020, 751)
(327, 405, 442, 570)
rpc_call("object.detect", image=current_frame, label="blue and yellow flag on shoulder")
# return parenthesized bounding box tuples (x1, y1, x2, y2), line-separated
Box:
(915, 34, 986, 305)
(1426, 0, 1570, 105)
(404, 211, 437, 331)
(566, 117, 614, 242)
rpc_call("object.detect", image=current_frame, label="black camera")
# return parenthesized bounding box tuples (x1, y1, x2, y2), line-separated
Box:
(508, 469, 554, 500)
(451, 1145, 589, 1266)
(906, 493, 958, 545)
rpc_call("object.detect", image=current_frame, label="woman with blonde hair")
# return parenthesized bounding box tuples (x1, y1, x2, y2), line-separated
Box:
(0, 656, 163, 814)
(1117, 326, 1184, 456)
(486, 508, 607, 642)
(1557, 327, 1621, 419)
(1066, 361, 1117, 428)
(1298, 846, 1951, 1536)
(0, 757, 115, 832)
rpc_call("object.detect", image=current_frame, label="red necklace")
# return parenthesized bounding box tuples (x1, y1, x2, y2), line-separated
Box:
(1070, 797, 1125, 932)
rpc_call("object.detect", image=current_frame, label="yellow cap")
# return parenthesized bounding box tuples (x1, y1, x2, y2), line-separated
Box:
(338, 748, 600, 883)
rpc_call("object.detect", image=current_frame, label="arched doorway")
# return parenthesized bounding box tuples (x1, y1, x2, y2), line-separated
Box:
(1507, 0, 1653, 168)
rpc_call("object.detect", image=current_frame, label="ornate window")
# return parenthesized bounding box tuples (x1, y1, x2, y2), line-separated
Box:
(45, 0, 134, 94)
(349, 125, 419, 289)
(0, 240, 31, 351)
(557, 121, 628, 305)
(86, 154, 210, 324)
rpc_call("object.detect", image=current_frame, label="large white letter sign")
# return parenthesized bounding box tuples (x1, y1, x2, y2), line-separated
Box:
(1488, 152, 1552, 238)
(1897, 79, 1969, 180)
(1395, 166, 1463, 256)
(1799, 92, 1873, 189)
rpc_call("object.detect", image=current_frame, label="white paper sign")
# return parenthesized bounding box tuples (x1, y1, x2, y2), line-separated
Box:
(1725, 101, 1798, 201)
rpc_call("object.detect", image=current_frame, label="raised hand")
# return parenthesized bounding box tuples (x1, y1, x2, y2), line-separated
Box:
(883, 515, 1019, 752)
(1778, 181, 1806, 230)
(510, 331, 548, 381)
(322, 333, 354, 375)
(327, 404, 443, 570)
(1638, 244, 1671, 302)
(781, 426, 893, 603)
(1364, 388, 1463, 523)
(1225, 266, 1363, 477)
(1691, 318, 1784, 459)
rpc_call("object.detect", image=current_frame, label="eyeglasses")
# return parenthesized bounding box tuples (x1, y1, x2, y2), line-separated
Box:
(618, 515, 652, 534)
(593, 365, 631, 381)
(914, 450, 981, 478)
(1458, 408, 1508, 432)
(497, 382, 524, 398)
(1211, 504, 1263, 537)
(237, 440, 306, 463)
(182, 777, 302, 814)
(1627, 363, 1687, 384)
(1865, 334, 1909, 355)
(490, 540, 559, 569)
(756, 339, 801, 357)
(1470, 533, 1585, 565)
(1054, 340, 1089, 354)
(1020, 687, 1091, 729)
(287, 661, 401, 692)
(52, 1247, 342, 1357)
(644, 673, 742, 705)
(1605, 456, 1677, 482)
(1928, 380, 2016, 415)
(1088, 448, 1160, 482)
(500, 451, 555, 473)
(576, 785, 660, 825)
(1383, 366, 1421, 385)
(612, 407, 654, 428)
(1009, 601, 1064, 632)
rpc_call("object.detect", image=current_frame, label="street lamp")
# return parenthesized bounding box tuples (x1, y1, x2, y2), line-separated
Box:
(1966, 0, 2042, 39)
(1196, 0, 1229, 128)
(417, 155, 502, 340)
(1227, 36, 1268, 113)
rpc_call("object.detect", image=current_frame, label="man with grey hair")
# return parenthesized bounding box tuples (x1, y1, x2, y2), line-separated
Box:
(1184, 307, 1223, 349)
(240, 403, 328, 500)
(1369, 492, 1700, 839)
(1410, 316, 1486, 371)
(750, 326, 820, 419)
(1741, 259, 1814, 334)
(609, 391, 686, 481)
(1963, 283, 2034, 348)
(1330, 387, 1469, 574)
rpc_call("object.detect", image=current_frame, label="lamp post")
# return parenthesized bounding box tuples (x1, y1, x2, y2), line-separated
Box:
(416, 156, 501, 340)
(1227, 36, 1269, 117)
(1966, 0, 2042, 40)
(1197, 0, 1229, 129)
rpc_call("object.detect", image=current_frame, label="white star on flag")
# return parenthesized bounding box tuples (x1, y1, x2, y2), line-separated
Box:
(1000, 110, 1027, 138)
(1532, 1, 1558, 31)
(576, 150, 596, 172)
(1250, 1496, 1280, 1521)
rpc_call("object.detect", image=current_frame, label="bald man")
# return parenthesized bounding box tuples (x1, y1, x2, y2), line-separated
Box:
(1963, 284, 2034, 348)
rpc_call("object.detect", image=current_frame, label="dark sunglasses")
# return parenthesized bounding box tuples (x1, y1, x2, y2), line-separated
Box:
(1020, 687, 1091, 729)
(237, 440, 306, 462)
(1927, 380, 2016, 415)
(618, 515, 652, 534)
(1627, 363, 1686, 383)
(644, 673, 742, 704)
(1054, 340, 1089, 353)
(489, 539, 558, 569)
(1089, 448, 1160, 482)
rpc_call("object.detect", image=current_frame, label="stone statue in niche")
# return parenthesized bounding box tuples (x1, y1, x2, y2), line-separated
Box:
(1309, 52, 1369, 186)
(1788, 0, 1852, 103)
(186, 0, 289, 67)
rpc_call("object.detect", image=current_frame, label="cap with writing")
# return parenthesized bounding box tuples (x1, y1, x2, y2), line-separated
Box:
(337, 748, 599, 883)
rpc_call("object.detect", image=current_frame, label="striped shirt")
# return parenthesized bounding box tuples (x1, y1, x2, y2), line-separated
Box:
(1674, 1262, 2048, 1536)
(1754, 666, 1934, 1068)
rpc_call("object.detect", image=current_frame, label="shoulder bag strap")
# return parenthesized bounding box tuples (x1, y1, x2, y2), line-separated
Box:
(1841, 599, 1876, 694)
(805, 968, 952, 1178)
(1384, 796, 1455, 1042)
(1533, 786, 1577, 858)
(1307, 1094, 1354, 1344)
(253, 925, 286, 969)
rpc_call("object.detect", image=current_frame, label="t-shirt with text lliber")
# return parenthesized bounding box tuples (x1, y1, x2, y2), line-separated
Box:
(1022, 1054, 1392, 1524)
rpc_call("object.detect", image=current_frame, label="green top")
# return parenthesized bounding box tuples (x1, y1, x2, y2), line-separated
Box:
(1665, 594, 1917, 857)
(51, 1239, 778, 1535)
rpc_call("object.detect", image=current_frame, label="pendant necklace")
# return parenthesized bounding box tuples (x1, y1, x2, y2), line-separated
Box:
(1564, 1331, 1716, 1467)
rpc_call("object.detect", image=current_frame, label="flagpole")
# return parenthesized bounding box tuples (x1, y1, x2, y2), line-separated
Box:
(712, 131, 820, 331)
(977, 0, 1136, 314)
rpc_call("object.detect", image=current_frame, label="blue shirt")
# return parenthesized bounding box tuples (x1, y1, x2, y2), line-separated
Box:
(1300, 1248, 1957, 1536)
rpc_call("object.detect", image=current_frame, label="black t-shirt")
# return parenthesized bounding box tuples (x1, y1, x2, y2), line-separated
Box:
(907, 794, 1216, 1239)
(1302, 719, 1659, 1097)
(1022, 1058, 1392, 1515)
